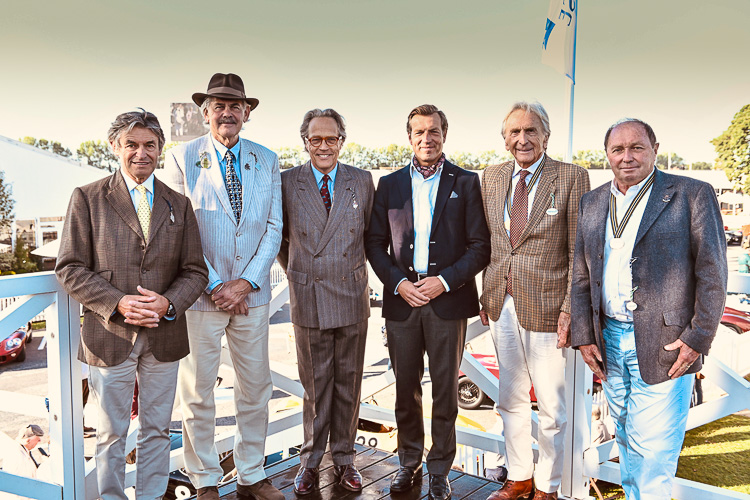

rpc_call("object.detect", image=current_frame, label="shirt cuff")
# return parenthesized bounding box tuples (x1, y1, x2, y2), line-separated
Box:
(438, 275, 450, 292)
(207, 280, 222, 294)
(394, 278, 407, 295)
(241, 278, 260, 290)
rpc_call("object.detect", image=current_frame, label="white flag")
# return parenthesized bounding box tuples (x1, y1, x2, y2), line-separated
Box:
(541, 0, 578, 83)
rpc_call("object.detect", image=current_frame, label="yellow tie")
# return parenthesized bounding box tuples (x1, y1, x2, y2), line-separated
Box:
(136, 184, 150, 239)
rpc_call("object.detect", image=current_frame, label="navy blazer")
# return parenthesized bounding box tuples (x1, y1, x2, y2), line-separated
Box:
(571, 168, 727, 384)
(366, 161, 490, 321)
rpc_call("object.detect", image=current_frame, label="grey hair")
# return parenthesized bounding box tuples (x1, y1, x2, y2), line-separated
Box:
(501, 101, 551, 140)
(107, 108, 165, 151)
(299, 108, 347, 146)
(200, 97, 249, 118)
(604, 118, 658, 149)
(17, 424, 44, 441)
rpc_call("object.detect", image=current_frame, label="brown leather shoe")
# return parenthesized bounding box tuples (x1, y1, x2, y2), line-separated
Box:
(196, 486, 220, 500)
(532, 490, 558, 500)
(334, 464, 363, 492)
(293, 467, 319, 496)
(237, 478, 284, 500)
(486, 479, 534, 500)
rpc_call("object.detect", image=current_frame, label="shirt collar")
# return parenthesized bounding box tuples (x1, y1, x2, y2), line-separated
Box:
(513, 153, 545, 178)
(120, 169, 155, 195)
(210, 135, 241, 163)
(411, 153, 446, 179)
(311, 162, 338, 186)
(610, 166, 656, 198)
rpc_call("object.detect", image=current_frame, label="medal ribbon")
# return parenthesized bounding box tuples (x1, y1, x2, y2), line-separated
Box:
(609, 172, 655, 239)
(506, 155, 546, 220)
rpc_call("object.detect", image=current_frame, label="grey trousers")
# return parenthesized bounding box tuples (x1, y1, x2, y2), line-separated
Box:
(295, 320, 368, 467)
(89, 334, 179, 500)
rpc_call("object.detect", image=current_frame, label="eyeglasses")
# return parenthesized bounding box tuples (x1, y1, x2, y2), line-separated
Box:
(305, 136, 341, 147)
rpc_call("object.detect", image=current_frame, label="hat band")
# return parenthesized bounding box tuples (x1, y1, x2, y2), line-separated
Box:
(207, 86, 245, 98)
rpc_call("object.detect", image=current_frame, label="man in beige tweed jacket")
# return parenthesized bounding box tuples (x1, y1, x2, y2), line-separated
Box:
(277, 108, 374, 495)
(480, 102, 589, 500)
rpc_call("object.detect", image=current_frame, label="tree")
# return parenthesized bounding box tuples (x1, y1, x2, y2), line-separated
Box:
(19, 136, 73, 157)
(573, 150, 608, 169)
(656, 153, 686, 170)
(0, 171, 14, 233)
(277, 147, 306, 169)
(13, 236, 38, 274)
(712, 104, 750, 193)
(77, 140, 119, 171)
(691, 161, 713, 170)
(158, 142, 179, 169)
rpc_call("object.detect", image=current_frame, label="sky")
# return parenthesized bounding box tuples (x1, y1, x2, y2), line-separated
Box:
(1, 0, 748, 164)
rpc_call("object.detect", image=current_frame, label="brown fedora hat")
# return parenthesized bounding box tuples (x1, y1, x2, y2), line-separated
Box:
(192, 73, 260, 111)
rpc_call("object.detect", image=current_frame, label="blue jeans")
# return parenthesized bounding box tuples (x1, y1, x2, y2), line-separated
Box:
(601, 316, 693, 500)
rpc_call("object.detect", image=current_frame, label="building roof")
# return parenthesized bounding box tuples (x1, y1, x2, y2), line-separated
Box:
(0, 135, 109, 220)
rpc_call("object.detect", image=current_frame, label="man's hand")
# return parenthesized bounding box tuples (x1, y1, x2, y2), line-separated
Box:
(397, 280, 430, 308)
(579, 343, 607, 382)
(557, 311, 571, 348)
(479, 308, 489, 326)
(211, 279, 252, 315)
(117, 286, 169, 328)
(665, 339, 701, 379)
(414, 276, 446, 300)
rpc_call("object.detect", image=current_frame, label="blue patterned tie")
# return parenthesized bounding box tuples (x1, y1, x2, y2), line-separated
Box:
(225, 151, 242, 222)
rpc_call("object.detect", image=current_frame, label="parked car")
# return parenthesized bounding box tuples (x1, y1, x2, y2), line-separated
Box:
(721, 306, 750, 334)
(458, 353, 602, 410)
(0, 324, 33, 365)
(724, 227, 742, 245)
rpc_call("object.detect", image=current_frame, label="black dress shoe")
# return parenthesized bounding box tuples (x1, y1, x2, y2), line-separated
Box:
(334, 464, 363, 492)
(428, 474, 451, 500)
(390, 466, 421, 492)
(293, 467, 319, 496)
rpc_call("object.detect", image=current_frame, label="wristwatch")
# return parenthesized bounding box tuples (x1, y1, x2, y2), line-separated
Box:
(166, 301, 176, 317)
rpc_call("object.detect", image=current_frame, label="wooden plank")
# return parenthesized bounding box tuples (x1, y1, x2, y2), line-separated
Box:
(460, 481, 503, 500)
(448, 472, 494, 498)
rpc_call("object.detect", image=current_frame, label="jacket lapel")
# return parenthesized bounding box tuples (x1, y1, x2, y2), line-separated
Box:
(396, 166, 415, 238)
(430, 162, 458, 237)
(202, 136, 236, 223)
(516, 156, 557, 246)
(105, 172, 145, 240)
(316, 163, 354, 254)
(589, 185, 610, 277)
(634, 169, 674, 248)
(295, 162, 329, 233)
(148, 179, 170, 245)
(238, 139, 257, 226)
(491, 162, 513, 246)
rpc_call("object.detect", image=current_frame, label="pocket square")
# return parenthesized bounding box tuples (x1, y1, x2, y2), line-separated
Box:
(450, 191, 459, 199)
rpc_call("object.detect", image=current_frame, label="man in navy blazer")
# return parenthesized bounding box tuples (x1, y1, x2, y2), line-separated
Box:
(366, 104, 490, 500)
(571, 118, 727, 499)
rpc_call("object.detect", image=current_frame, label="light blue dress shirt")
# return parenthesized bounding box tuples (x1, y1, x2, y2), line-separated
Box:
(120, 170, 154, 211)
(211, 135, 242, 185)
(311, 162, 338, 199)
(502, 154, 545, 236)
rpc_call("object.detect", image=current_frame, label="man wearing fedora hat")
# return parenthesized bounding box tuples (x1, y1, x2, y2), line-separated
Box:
(162, 73, 283, 500)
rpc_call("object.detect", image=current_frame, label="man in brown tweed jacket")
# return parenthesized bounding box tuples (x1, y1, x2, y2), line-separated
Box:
(56, 110, 208, 500)
(480, 102, 590, 500)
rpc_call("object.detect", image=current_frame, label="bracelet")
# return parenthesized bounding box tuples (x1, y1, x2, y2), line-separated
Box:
(211, 283, 225, 296)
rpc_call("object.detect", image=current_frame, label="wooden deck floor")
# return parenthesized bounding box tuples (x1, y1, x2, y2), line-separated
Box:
(213, 444, 502, 499)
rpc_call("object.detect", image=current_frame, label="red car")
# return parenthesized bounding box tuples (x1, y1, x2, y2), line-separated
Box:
(0, 324, 33, 365)
(721, 306, 750, 334)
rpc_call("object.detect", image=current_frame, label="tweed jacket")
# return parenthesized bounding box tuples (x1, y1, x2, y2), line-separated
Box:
(366, 161, 491, 321)
(480, 156, 590, 331)
(160, 134, 283, 310)
(277, 162, 374, 330)
(571, 169, 727, 385)
(55, 171, 209, 367)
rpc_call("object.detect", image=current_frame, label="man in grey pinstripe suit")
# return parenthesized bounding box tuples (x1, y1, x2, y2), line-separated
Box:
(161, 73, 283, 500)
(277, 108, 374, 496)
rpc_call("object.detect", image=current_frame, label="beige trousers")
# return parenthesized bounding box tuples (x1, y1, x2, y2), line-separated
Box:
(178, 305, 271, 489)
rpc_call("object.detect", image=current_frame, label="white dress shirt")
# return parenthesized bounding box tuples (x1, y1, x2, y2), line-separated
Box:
(503, 154, 545, 236)
(602, 169, 655, 322)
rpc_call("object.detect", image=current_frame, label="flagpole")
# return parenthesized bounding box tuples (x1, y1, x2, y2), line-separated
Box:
(564, 2, 578, 164)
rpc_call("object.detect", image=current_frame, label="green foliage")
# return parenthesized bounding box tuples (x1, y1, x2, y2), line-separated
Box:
(713, 104, 750, 193)
(277, 146, 307, 169)
(158, 141, 179, 169)
(77, 140, 119, 172)
(19, 136, 73, 157)
(0, 171, 14, 232)
(691, 161, 713, 170)
(573, 150, 608, 169)
(656, 152, 686, 170)
(0, 253, 14, 272)
(12, 236, 38, 273)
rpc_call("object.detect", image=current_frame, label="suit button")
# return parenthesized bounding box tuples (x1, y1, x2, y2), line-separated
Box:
(408, 266, 414, 271)
(236, 232, 241, 237)
(342, 276, 347, 281)
(315, 277, 321, 282)
(302, 232, 307, 236)
(342, 252, 347, 257)
(314, 255, 320, 259)
(594, 309, 599, 315)
(141, 269, 147, 274)
(598, 254, 603, 259)
(596, 281, 601, 286)
(409, 244, 414, 249)
(236, 256, 241, 260)
(350, 229, 354, 233)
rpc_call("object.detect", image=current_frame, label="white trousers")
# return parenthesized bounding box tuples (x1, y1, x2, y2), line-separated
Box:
(490, 294, 567, 493)
(89, 334, 179, 500)
(178, 306, 272, 489)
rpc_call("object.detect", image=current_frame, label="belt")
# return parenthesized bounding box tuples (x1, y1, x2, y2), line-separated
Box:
(416, 273, 429, 281)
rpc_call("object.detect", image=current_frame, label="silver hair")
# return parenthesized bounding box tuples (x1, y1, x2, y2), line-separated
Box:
(501, 101, 551, 140)
(604, 118, 658, 149)
(299, 108, 347, 146)
(107, 108, 165, 151)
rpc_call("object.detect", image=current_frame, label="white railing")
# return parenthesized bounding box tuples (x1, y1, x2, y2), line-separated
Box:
(1, 269, 749, 499)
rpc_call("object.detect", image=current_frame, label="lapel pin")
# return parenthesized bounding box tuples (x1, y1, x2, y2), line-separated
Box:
(546, 192, 559, 216)
(663, 194, 671, 202)
(244, 163, 251, 170)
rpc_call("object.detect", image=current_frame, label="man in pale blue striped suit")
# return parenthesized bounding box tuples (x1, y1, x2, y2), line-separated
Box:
(161, 73, 283, 500)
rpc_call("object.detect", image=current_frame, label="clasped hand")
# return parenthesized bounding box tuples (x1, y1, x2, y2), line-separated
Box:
(117, 285, 169, 328)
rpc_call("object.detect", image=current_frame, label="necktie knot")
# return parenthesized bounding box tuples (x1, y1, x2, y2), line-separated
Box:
(519, 169, 530, 182)
(136, 184, 147, 195)
(224, 150, 235, 165)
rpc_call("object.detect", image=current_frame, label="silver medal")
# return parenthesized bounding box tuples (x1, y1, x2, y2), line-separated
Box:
(610, 238, 625, 250)
(626, 301, 638, 311)
(546, 207, 558, 216)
